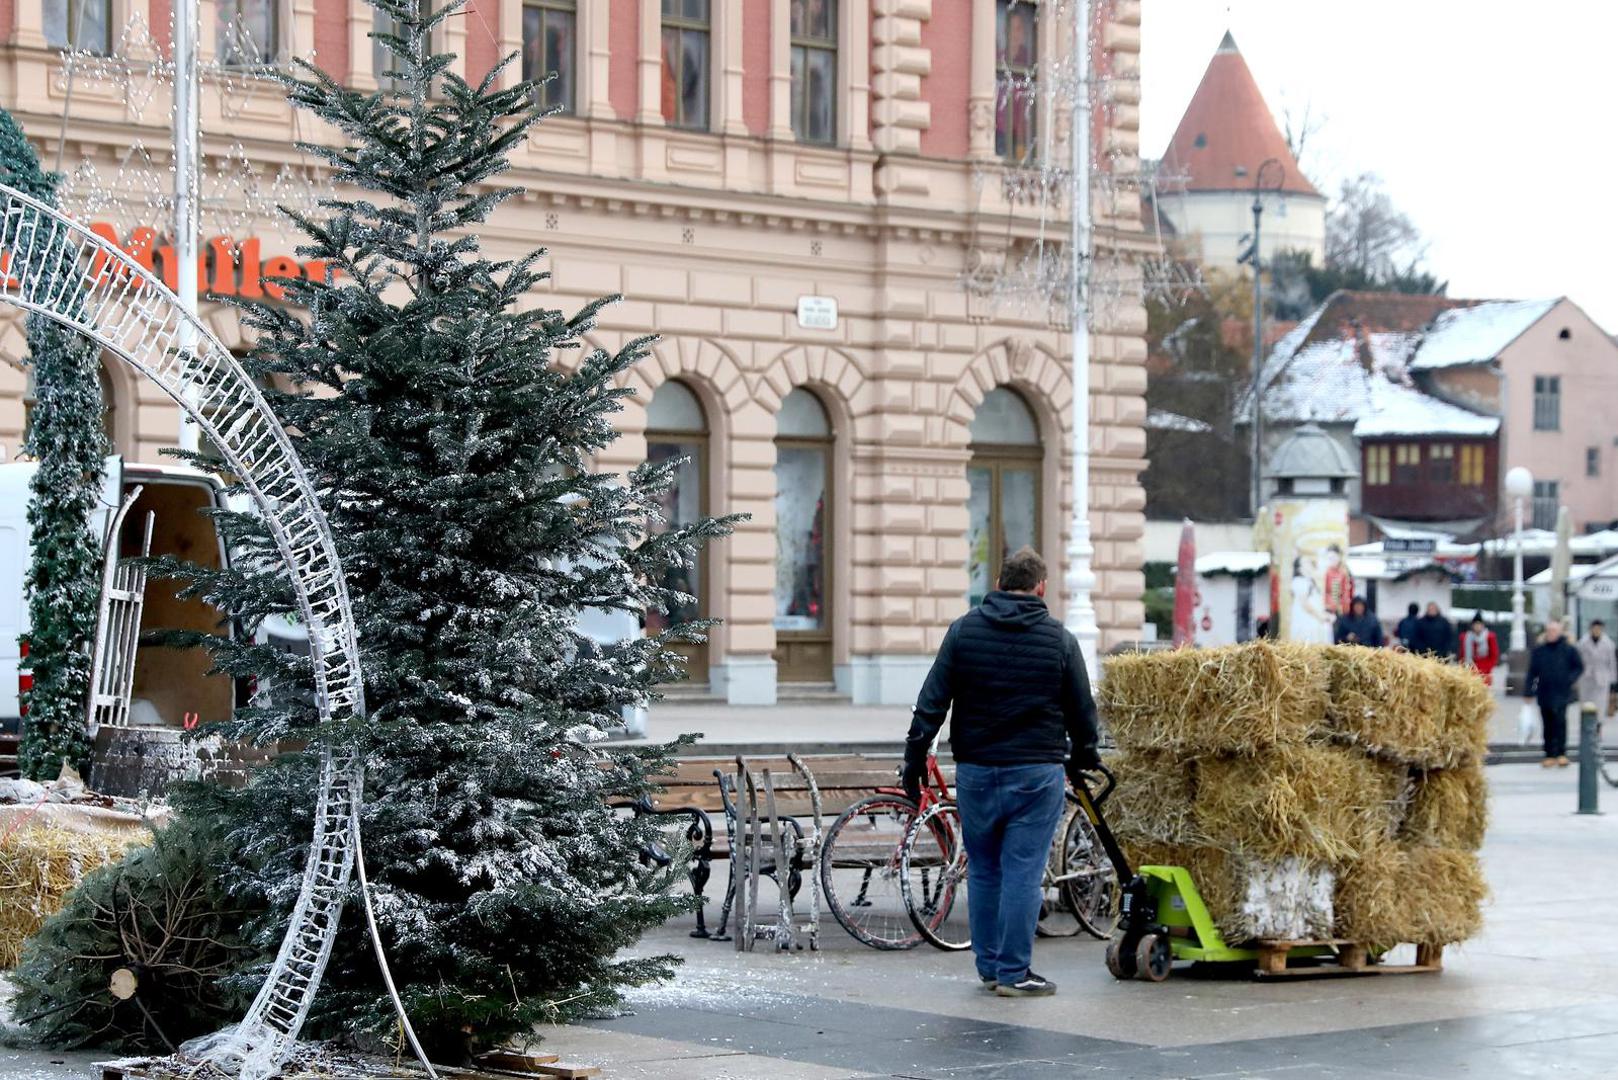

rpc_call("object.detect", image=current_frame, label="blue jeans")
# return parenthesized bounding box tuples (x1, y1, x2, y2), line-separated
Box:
(953, 762, 1067, 986)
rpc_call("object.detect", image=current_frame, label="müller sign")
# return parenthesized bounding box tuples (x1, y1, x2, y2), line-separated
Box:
(0, 224, 337, 299)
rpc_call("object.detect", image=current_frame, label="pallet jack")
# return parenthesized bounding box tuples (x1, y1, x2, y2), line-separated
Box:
(1075, 766, 1443, 982)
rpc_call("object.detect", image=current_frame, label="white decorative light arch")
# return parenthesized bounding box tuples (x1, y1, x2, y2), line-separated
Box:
(0, 183, 428, 1078)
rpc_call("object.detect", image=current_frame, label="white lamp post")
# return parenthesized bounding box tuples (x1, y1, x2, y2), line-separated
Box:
(1062, 0, 1100, 679)
(1505, 465, 1534, 656)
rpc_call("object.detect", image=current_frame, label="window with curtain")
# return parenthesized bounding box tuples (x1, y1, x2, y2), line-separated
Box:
(522, 0, 576, 113)
(790, 0, 836, 144)
(1427, 443, 1454, 485)
(1392, 443, 1421, 485)
(374, 0, 430, 90)
(966, 388, 1042, 607)
(43, 0, 111, 52)
(661, 0, 710, 130)
(1459, 444, 1486, 486)
(1365, 445, 1390, 486)
(995, 0, 1038, 165)
(218, 0, 280, 66)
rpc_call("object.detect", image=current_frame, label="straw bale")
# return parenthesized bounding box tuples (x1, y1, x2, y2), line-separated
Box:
(1105, 749, 1199, 847)
(1400, 765, 1489, 851)
(1192, 744, 1407, 864)
(1335, 842, 1486, 948)
(1324, 647, 1482, 768)
(1101, 642, 1328, 755)
(1435, 665, 1494, 765)
(1123, 842, 1334, 944)
(0, 824, 145, 968)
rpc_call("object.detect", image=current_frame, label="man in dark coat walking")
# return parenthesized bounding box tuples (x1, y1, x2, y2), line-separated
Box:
(1527, 619, 1584, 767)
(903, 546, 1099, 998)
(1412, 601, 1457, 658)
(1333, 596, 1385, 647)
(1396, 603, 1421, 650)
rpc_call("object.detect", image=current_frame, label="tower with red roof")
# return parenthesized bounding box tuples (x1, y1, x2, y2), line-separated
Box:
(1155, 32, 1326, 272)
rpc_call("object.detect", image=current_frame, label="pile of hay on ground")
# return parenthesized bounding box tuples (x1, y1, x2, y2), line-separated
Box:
(0, 824, 146, 967)
(1104, 641, 1488, 950)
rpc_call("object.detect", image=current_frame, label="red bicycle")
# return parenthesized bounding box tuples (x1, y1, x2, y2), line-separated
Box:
(818, 754, 954, 950)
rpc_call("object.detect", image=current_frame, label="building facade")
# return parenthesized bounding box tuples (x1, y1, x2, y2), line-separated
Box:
(0, 0, 1152, 706)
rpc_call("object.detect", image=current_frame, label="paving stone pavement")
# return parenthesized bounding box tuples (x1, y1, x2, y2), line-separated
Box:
(546, 763, 1618, 1079)
(6, 764, 1614, 1079)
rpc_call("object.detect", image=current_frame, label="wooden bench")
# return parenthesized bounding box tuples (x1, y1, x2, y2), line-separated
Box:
(640, 753, 939, 939)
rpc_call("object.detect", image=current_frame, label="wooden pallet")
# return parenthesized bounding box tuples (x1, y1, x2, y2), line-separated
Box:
(1252, 939, 1444, 978)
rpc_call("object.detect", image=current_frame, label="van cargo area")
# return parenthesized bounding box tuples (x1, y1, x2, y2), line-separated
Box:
(0, 459, 235, 734)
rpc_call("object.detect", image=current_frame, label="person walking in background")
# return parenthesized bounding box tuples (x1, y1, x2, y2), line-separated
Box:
(1526, 619, 1584, 768)
(1461, 612, 1500, 685)
(1396, 602, 1421, 651)
(1576, 620, 1616, 731)
(1413, 601, 1457, 659)
(903, 546, 1100, 998)
(1333, 596, 1385, 647)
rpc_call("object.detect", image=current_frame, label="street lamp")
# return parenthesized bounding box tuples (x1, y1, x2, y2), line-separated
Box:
(1239, 158, 1285, 517)
(1506, 465, 1534, 659)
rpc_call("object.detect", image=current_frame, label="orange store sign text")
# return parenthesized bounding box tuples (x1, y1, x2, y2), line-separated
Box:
(0, 224, 336, 300)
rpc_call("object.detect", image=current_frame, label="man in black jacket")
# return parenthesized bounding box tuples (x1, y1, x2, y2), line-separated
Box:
(1412, 601, 1457, 658)
(1333, 596, 1385, 647)
(903, 546, 1099, 998)
(1526, 619, 1584, 767)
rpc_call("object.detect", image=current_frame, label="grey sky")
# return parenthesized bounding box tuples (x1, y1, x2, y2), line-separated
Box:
(1138, 1, 1618, 333)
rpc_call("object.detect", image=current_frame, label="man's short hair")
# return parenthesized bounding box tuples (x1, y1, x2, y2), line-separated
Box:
(1595, 620, 1606, 629)
(998, 547, 1047, 592)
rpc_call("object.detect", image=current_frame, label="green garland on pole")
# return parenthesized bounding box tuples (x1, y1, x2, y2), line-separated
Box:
(0, 108, 108, 779)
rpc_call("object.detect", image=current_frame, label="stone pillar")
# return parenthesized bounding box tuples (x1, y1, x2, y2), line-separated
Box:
(636, 0, 663, 124)
(967, 0, 996, 160)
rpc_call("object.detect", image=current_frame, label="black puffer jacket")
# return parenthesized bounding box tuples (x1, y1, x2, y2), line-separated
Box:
(904, 591, 1099, 770)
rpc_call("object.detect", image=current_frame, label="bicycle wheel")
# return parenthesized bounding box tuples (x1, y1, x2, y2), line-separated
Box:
(901, 801, 971, 951)
(1036, 806, 1084, 938)
(1059, 805, 1121, 940)
(820, 794, 924, 950)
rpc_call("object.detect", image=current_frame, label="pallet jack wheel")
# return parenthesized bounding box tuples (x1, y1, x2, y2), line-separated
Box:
(1105, 937, 1136, 980)
(1134, 932, 1172, 982)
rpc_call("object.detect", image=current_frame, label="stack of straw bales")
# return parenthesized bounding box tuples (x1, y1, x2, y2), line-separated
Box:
(0, 823, 146, 967)
(1101, 641, 1490, 949)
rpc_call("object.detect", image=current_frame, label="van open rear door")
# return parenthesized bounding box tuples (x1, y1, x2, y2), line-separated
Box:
(0, 455, 123, 724)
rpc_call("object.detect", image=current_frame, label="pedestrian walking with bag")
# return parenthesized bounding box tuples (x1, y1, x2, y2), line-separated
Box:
(1576, 620, 1616, 728)
(1526, 619, 1584, 767)
(902, 546, 1100, 998)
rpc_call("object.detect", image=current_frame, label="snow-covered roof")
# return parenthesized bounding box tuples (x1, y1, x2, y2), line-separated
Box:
(1409, 299, 1558, 370)
(1349, 556, 1456, 581)
(1195, 551, 1270, 576)
(1481, 529, 1618, 562)
(1238, 292, 1511, 437)
(1351, 377, 1501, 438)
(1146, 409, 1213, 434)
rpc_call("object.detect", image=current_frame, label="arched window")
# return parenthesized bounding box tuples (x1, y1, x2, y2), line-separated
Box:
(966, 387, 1041, 606)
(644, 380, 709, 682)
(773, 388, 832, 683)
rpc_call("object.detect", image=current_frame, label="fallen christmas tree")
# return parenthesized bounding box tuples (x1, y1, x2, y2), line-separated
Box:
(1100, 641, 1490, 950)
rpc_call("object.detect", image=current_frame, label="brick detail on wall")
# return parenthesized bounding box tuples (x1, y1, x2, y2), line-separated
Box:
(313, 0, 349, 83)
(869, 0, 930, 157)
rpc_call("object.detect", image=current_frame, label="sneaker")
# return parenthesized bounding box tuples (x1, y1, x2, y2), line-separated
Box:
(995, 972, 1057, 997)
(980, 975, 998, 989)
(1542, 758, 1557, 768)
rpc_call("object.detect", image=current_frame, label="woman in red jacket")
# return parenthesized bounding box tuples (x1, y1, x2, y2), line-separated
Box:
(1461, 611, 1500, 684)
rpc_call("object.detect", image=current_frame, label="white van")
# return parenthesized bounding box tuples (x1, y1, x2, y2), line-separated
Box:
(0, 458, 238, 732)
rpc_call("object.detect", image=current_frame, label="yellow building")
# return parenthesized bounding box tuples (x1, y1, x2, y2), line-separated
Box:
(0, 0, 1150, 705)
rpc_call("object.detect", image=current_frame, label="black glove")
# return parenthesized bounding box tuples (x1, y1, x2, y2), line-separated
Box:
(1067, 746, 1103, 787)
(901, 762, 924, 805)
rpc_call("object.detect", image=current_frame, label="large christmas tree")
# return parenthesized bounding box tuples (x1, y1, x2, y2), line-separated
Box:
(0, 107, 106, 779)
(13, 0, 730, 1058)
